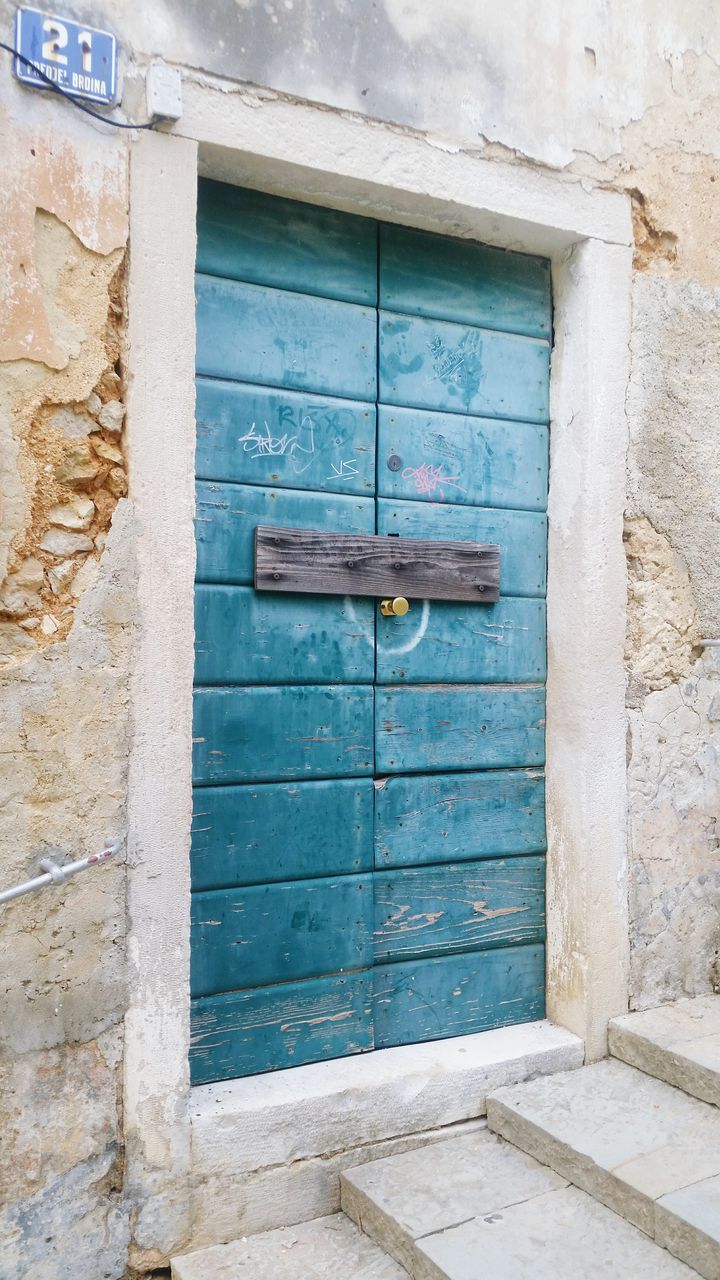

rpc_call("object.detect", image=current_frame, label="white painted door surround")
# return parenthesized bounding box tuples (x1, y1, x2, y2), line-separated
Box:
(124, 78, 632, 1258)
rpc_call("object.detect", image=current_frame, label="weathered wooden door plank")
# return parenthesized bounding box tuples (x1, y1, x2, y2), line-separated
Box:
(197, 180, 378, 305)
(378, 499, 547, 599)
(372, 943, 545, 1049)
(375, 683, 546, 774)
(195, 483, 375, 585)
(195, 584, 375, 685)
(379, 310, 550, 423)
(379, 223, 551, 340)
(376, 597, 546, 684)
(373, 769, 546, 869)
(191, 778, 374, 891)
(377, 404, 548, 512)
(196, 275, 377, 400)
(196, 378, 376, 494)
(190, 970, 373, 1084)
(254, 525, 500, 602)
(191, 873, 373, 997)
(193, 684, 374, 784)
(373, 856, 545, 963)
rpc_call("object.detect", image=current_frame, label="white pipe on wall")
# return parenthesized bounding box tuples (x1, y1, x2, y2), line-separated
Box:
(0, 839, 121, 906)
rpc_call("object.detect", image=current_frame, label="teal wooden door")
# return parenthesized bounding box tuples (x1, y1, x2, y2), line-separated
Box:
(190, 181, 551, 1085)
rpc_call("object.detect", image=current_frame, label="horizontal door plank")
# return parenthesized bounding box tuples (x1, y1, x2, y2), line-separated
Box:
(255, 526, 499, 603)
(197, 180, 378, 305)
(191, 778, 374, 890)
(196, 276, 376, 400)
(376, 598, 546, 684)
(379, 224, 551, 340)
(196, 379, 376, 494)
(196, 483, 374, 585)
(195, 585, 375, 685)
(372, 943, 545, 1049)
(193, 685, 374, 784)
(375, 684, 545, 774)
(373, 856, 545, 964)
(374, 769, 546, 868)
(191, 873, 373, 997)
(377, 405, 548, 512)
(378, 499, 546, 599)
(190, 970, 373, 1083)
(379, 311, 549, 423)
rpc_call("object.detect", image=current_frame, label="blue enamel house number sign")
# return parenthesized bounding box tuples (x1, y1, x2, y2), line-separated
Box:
(14, 7, 117, 104)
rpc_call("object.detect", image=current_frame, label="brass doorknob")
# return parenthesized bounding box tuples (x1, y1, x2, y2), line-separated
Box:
(380, 597, 410, 617)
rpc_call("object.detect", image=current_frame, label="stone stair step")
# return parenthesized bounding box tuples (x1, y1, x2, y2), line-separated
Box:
(170, 1213, 408, 1279)
(341, 1127, 697, 1278)
(609, 996, 720, 1108)
(486, 1058, 720, 1279)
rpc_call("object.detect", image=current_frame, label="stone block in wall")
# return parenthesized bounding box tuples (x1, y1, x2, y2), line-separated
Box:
(628, 654, 720, 1008)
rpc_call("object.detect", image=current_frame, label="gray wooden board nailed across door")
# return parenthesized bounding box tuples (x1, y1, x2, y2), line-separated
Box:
(254, 524, 500, 602)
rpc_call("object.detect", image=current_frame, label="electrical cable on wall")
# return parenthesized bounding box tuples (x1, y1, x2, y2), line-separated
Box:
(0, 39, 157, 128)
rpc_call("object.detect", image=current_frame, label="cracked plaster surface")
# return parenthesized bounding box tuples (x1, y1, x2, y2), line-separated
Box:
(2, 0, 720, 1274)
(0, 70, 133, 1280)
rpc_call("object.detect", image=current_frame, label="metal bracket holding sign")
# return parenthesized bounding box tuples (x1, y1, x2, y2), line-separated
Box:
(13, 6, 117, 104)
(255, 526, 501, 603)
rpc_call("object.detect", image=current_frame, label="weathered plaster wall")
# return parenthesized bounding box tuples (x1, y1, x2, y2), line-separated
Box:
(0, 75, 134, 1279)
(1, 0, 720, 1275)
(623, 274, 720, 1005)
(42, 0, 719, 1007)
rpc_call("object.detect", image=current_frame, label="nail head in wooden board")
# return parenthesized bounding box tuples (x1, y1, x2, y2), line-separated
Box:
(254, 525, 500, 603)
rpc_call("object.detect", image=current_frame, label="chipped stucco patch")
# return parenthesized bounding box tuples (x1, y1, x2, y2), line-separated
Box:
(630, 190, 678, 274)
(625, 515, 698, 706)
(0, 100, 127, 368)
(0, 212, 128, 661)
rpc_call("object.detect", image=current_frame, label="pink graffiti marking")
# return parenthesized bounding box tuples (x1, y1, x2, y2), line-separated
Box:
(401, 462, 464, 501)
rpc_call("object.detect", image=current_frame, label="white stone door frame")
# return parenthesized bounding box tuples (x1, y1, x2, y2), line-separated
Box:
(123, 80, 633, 1258)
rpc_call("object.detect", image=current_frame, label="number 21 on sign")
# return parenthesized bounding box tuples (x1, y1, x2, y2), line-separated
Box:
(13, 7, 118, 105)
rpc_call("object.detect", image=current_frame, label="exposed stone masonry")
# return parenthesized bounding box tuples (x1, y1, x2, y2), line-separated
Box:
(0, 253, 127, 668)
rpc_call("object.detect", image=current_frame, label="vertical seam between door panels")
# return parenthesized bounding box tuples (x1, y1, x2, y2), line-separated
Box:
(373, 220, 380, 687)
(372, 222, 380, 905)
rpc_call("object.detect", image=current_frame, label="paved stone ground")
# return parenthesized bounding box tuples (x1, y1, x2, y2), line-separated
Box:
(610, 995, 720, 1107)
(174, 1002, 720, 1278)
(416, 1186, 698, 1279)
(170, 1214, 407, 1279)
(341, 1128, 698, 1278)
(488, 1058, 720, 1276)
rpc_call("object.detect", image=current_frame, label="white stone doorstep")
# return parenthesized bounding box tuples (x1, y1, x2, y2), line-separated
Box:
(190, 1020, 583, 1182)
